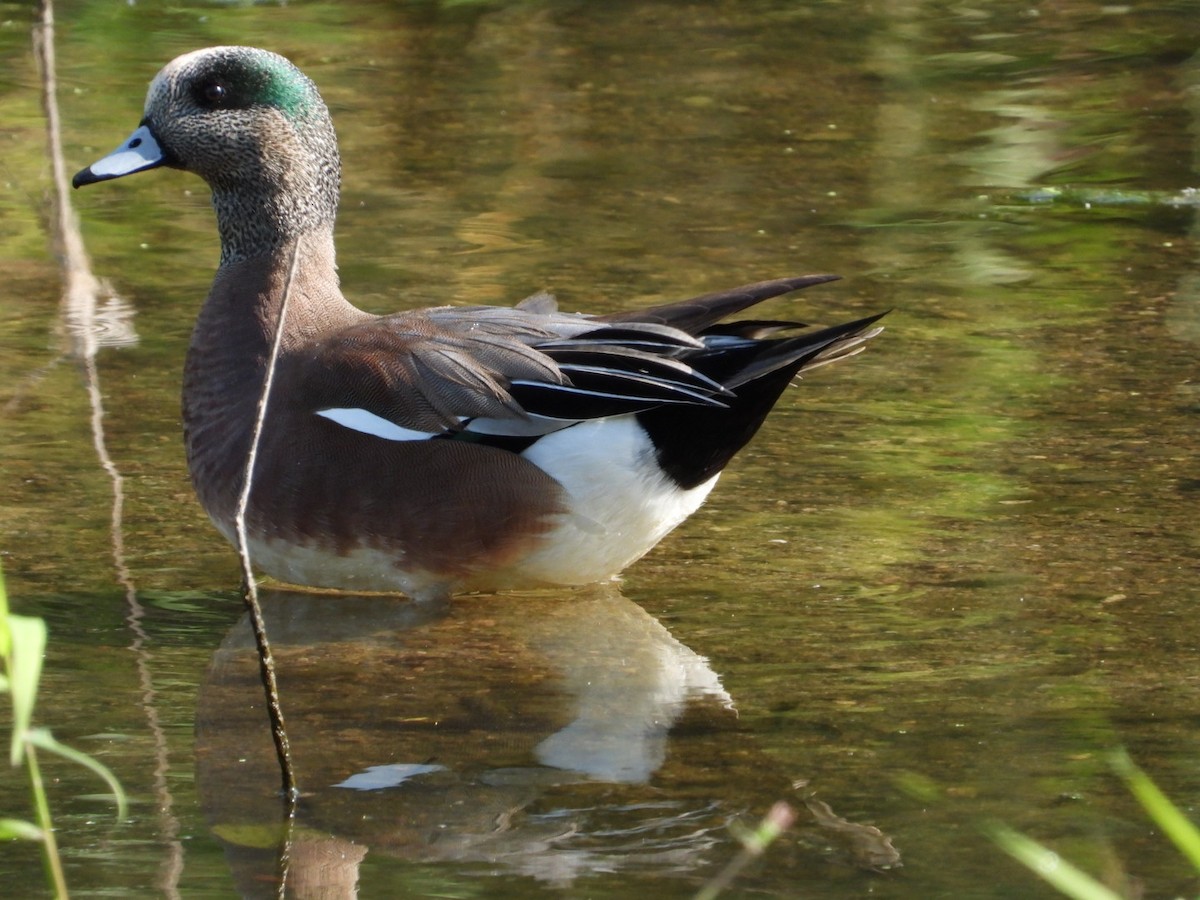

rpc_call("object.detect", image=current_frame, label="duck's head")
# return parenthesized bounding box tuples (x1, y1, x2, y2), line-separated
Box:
(74, 47, 341, 261)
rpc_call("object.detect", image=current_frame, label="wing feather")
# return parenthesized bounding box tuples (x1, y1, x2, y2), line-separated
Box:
(287, 277, 880, 445)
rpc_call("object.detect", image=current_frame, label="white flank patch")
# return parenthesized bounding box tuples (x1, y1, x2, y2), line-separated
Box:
(316, 407, 435, 442)
(515, 417, 718, 584)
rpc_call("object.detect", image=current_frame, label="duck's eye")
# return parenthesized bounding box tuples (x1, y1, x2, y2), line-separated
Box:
(200, 81, 228, 107)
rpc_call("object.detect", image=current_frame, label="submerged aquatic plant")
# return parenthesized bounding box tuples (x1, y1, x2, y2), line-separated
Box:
(0, 564, 127, 897)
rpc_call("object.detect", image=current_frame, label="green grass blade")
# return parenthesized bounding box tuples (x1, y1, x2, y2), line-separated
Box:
(0, 566, 10, 657)
(1110, 749, 1200, 871)
(0, 818, 43, 840)
(989, 825, 1125, 900)
(6, 615, 46, 767)
(26, 728, 128, 822)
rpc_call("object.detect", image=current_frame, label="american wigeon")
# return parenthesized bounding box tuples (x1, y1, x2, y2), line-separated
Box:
(74, 47, 884, 601)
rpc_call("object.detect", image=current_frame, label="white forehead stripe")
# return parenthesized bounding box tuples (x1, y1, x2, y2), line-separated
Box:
(144, 47, 210, 111)
(145, 69, 170, 113)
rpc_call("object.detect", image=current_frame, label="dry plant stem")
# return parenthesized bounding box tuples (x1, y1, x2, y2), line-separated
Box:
(35, 3, 181, 896)
(233, 238, 302, 807)
(34, 0, 106, 332)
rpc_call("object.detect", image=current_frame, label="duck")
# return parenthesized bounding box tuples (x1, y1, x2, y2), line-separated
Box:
(73, 46, 884, 602)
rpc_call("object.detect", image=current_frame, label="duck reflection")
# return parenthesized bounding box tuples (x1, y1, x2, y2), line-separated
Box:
(195, 584, 898, 896)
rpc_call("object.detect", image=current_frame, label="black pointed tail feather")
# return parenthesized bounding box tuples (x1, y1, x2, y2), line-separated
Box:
(596, 274, 841, 335)
(718, 310, 887, 390)
(638, 310, 886, 489)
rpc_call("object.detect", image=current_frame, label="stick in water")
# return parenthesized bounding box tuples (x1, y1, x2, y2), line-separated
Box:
(232, 238, 302, 804)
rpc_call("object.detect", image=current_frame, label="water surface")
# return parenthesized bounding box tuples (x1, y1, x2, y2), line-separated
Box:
(2, 1, 1200, 897)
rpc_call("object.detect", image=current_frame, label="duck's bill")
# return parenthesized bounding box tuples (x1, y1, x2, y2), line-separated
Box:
(73, 124, 166, 188)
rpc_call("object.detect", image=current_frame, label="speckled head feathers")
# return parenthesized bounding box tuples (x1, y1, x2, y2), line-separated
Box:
(78, 46, 342, 264)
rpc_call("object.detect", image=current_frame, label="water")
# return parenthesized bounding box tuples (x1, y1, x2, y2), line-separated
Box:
(2, 0, 1200, 896)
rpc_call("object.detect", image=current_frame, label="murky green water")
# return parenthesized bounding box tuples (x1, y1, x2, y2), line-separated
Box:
(3, 0, 1200, 896)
